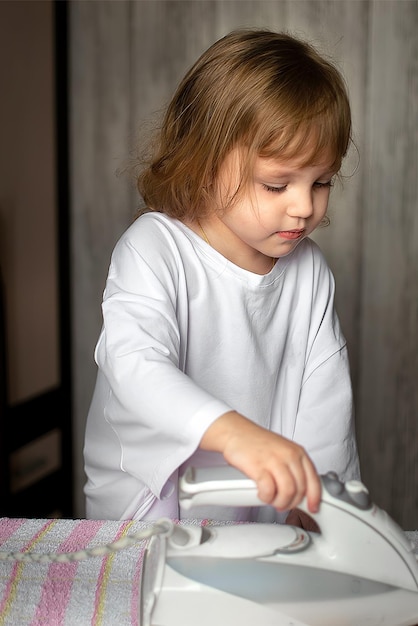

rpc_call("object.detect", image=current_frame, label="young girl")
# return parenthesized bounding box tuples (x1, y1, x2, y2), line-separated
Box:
(84, 28, 360, 525)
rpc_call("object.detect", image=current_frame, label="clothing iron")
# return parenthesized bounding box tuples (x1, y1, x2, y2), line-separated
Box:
(140, 467, 418, 625)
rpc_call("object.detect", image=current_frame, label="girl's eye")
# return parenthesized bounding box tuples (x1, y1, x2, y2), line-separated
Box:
(262, 179, 335, 193)
(313, 180, 334, 189)
(262, 184, 287, 193)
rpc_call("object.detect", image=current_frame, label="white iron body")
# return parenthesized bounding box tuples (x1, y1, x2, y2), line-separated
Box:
(140, 468, 418, 626)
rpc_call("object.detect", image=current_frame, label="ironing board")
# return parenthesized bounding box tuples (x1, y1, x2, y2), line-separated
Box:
(0, 517, 417, 625)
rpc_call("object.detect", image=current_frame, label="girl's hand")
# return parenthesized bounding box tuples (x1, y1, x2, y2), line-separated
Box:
(200, 411, 322, 515)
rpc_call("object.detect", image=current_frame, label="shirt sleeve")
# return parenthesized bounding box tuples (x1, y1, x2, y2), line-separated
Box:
(292, 240, 361, 482)
(294, 345, 361, 482)
(94, 223, 232, 497)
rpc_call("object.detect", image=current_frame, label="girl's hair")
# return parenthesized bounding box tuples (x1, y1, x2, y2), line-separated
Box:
(137, 28, 352, 221)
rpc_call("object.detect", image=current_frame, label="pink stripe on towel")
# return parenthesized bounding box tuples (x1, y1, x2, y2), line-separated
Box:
(0, 518, 25, 543)
(0, 520, 57, 625)
(30, 519, 105, 626)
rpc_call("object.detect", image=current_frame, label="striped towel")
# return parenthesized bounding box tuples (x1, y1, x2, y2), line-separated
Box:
(0, 517, 151, 626)
(0, 518, 417, 625)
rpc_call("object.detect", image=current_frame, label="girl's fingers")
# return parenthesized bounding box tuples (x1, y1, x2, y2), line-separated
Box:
(302, 455, 322, 513)
(255, 470, 277, 503)
(256, 465, 299, 511)
(271, 468, 299, 510)
(279, 456, 321, 513)
(258, 454, 321, 512)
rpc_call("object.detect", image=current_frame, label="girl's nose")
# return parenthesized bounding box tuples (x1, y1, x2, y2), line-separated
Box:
(286, 191, 314, 219)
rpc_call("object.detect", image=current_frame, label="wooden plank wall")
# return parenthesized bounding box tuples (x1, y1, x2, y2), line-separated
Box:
(69, 0, 418, 527)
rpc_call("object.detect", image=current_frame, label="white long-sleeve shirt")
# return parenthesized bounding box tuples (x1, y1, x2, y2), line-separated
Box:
(84, 212, 360, 521)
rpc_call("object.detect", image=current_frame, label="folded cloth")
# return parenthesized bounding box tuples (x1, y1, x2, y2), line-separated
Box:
(0, 519, 417, 625)
(0, 517, 153, 626)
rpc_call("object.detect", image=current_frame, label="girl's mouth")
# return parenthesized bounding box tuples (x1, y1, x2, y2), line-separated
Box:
(277, 229, 305, 240)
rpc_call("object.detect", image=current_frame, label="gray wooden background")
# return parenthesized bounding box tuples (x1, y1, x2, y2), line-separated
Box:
(69, 0, 418, 528)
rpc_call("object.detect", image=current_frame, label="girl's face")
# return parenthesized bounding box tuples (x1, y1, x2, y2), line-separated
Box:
(203, 148, 337, 274)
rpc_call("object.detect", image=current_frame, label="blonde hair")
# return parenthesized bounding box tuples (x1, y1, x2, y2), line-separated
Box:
(137, 28, 351, 221)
